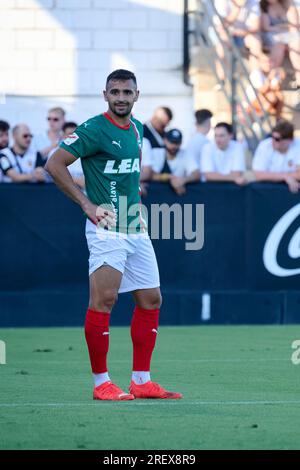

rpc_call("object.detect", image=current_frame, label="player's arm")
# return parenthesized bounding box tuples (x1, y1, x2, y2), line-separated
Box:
(45, 148, 114, 226)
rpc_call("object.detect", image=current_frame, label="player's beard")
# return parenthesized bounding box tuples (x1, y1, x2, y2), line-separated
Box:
(109, 101, 133, 118)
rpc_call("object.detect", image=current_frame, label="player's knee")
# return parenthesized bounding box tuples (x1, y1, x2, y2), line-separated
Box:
(139, 291, 162, 310)
(90, 289, 118, 312)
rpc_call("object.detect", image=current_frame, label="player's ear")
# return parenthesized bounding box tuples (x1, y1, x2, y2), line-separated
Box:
(103, 90, 108, 102)
(134, 90, 140, 102)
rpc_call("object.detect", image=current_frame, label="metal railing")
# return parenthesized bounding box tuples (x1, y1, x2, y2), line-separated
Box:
(183, 0, 274, 152)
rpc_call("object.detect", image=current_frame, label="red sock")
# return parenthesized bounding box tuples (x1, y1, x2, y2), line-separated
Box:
(84, 308, 110, 374)
(131, 306, 160, 371)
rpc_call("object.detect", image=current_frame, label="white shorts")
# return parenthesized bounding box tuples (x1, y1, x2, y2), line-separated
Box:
(85, 219, 160, 293)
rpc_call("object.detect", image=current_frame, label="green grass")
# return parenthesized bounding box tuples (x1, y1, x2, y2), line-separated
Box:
(0, 325, 300, 450)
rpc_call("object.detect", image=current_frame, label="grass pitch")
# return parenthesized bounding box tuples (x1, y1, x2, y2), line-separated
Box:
(0, 325, 300, 450)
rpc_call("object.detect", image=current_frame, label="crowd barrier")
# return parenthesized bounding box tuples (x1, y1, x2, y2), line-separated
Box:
(1, 182, 300, 327)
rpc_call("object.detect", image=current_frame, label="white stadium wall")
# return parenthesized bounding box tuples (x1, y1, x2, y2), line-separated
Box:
(0, 0, 194, 142)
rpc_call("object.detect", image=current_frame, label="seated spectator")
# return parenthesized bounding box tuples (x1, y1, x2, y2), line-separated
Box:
(33, 107, 66, 159)
(47, 122, 85, 190)
(209, 0, 261, 82)
(152, 129, 200, 195)
(252, 120, 300, 192)
(0, 124, 46, 183)
(245, 59, 285, 118)
(260, 0, 300, 87)
(186, 109, 213, 170)
(201, 122, 247, 184)
(0, 120, 10, 151)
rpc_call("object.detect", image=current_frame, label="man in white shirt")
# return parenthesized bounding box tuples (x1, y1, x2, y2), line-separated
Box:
(201, 122, 247, 184)
(152, 129, 200, 195)
(186, 109, 213, 171)
(0, 124, 46, 183)
(253, 120, 300, 193)
(33, 107, 66, 159)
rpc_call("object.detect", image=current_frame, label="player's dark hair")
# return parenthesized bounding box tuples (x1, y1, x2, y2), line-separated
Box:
(215, 122, 233, 134)
(63, 122, 78, 133)
(272, 120, 294, 140)
(0, 120, 10, 132)
(160, 107, 173, 121)
(106, 69, 137, 88)
(195, 109, 213, 125)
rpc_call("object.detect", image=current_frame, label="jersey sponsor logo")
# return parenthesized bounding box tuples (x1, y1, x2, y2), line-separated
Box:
(263, 203, 300, 277)
(0, 156, 11, 171)
(64, 133, 79, 146)
(112, 140, 122, 149)
(104, 158, 140, 174)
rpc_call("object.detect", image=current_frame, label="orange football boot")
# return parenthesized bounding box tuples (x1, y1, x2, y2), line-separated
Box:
(129, 381, 183, 399)
(93, 381, 134, 401)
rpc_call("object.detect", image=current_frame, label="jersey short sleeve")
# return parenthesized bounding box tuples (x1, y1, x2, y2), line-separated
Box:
(59, 120, 101, 159)
(0, 152, 13, 175)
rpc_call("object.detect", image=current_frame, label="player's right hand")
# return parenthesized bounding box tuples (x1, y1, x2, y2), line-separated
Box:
(82, 201, 116, 228)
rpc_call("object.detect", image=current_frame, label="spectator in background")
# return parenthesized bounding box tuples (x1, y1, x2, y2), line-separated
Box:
(210, 0, 261, 83)
(143, 106, 173, 149)
(245, 56, 285, 119)
(0, 124, 46, 183)
(47, 121, 85, 190)
(186, 109, 213, 170)
(0, 120, 10, 150)
(34, 107, 66, 159)
(252, 120, 300, 192)
(141, 106, 173, 187)
(261, 0, 300, 87)
(152, 129, 200, 196)
(201, 122, 247, 184)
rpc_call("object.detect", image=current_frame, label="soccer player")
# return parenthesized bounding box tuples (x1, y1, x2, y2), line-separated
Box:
(45, 69, 182, 401)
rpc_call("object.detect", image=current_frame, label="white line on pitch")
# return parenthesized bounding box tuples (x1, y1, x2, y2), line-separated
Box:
(1, 400, 300, 408)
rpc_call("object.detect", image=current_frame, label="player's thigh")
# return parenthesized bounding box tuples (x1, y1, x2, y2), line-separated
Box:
(89, 265, 123, 311)
(132, 287, 162, 310)
(120, 237, 160, 295)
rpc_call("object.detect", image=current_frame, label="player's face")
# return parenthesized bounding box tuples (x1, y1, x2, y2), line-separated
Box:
(215, 128, 231, 150)
(0, 130, 9, 150)
(104, 79, 139, 118)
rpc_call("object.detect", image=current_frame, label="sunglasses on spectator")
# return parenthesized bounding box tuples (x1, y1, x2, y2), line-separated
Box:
(22, 134, 33, 139)
(47, 117, 60, 122)
(272, 135, 284, 142)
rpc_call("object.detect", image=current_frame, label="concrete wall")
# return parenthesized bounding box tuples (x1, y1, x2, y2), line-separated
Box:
(0, 0, 193, 141)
